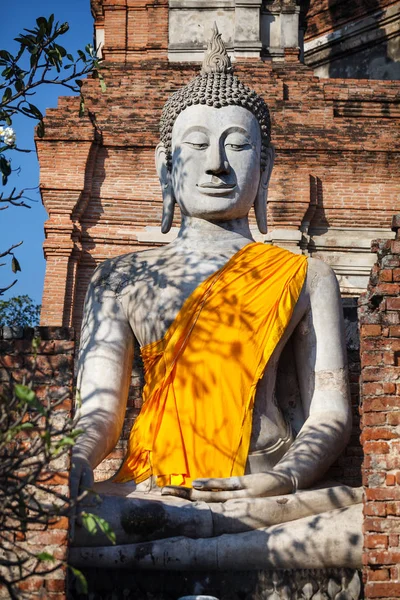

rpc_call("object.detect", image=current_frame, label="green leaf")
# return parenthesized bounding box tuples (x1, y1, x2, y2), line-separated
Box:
(2, 88, 12, 103)
(32, 336, 41, 351)
(98, 72, 107, 93)
(14, 384, 46, 415)
(93, 514, 116, 544)
(28, 103, 43, 120)
(75, 79, 83, 88)
(56, 23, 69, 36)
(54, 44, 67, 58)
(1, 67, 12, 79)
(36, 17, 48, 29)
(69, 567, 88, 595)
(0, 155, 11, 176)
(19, 422, 34, 430)
(11, 256, 21, 274)
(81, 512, 116, 544)
(79, 95, 85, 118)
(41, 429, 51, 449)
(55, 436, 77, 449)
(37, 120, 45, 138)
(77, 50, 86, 62)
(37, 551, 55, 562)
(66, 53, 74, 61)
(47, 14, 55, 35)
(14, 384, 35, 402)
(15, 78, 24, 93)
(30, 53, 38, 70)
(81, 512, 97, 535)
(0, 50, 12, 61)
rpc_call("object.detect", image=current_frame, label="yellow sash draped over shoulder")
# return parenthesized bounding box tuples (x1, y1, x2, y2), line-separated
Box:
(115, 242, 307, 487)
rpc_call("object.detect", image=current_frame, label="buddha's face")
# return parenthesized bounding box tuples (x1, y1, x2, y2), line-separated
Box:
(170, 105, 262, 221)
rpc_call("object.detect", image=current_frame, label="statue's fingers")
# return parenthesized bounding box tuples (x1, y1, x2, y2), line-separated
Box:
(189, 488, 250, 502)
(161, 486, 193, 500)
(192, 477, 244, 491)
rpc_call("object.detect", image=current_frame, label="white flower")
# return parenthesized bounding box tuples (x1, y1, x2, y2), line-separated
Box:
(0, 126, 4, 137)
(2, 126, 16, 146)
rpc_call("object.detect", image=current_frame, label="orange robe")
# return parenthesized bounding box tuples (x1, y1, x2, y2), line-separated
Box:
(115, 242, 307, 487)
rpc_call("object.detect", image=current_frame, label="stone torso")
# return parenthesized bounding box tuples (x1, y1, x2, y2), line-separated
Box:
(95, 240, 311, 473)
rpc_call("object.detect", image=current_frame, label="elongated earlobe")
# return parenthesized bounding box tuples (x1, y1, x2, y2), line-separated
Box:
(155, 143, 175, 234)
(255, 145, 275, 235)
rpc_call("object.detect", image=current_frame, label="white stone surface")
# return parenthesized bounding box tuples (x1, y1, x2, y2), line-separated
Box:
(168, 0, 300, 62)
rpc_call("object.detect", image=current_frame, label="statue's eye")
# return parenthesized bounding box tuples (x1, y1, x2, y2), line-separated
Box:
(225, 143, 248, 151)
(182, 133, 209, 150)
(185, 142, 209, 150)
(225, 135, 251, 151)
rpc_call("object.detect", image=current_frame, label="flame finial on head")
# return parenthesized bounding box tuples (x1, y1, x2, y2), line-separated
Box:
(201, 23, 233, 75)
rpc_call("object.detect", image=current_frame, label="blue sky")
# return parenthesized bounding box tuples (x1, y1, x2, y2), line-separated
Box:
(2, 1, 95, 305)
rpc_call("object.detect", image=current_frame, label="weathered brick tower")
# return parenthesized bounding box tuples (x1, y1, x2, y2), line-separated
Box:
(37, 0, 399, 330)
(9, 2, 398, 597)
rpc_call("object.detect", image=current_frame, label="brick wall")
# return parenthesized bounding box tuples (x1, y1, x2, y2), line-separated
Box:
(304, 0, 398, 40)
(359, 218, 400, 599)
(0, 327, 74, 599)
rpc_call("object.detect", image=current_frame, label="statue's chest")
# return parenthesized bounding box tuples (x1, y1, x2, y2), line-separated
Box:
(123, 256, 228, 347)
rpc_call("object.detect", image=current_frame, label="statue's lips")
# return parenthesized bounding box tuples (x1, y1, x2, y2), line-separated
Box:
(197, 182, 236, 196)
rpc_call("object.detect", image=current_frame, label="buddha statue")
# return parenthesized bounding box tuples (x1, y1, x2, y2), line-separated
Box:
(70, 26, 362, 571)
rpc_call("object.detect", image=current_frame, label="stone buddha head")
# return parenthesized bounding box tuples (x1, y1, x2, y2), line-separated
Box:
(156, 24, 275, 235)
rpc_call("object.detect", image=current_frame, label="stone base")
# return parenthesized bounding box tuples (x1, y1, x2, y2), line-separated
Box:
(69, 568, 362, 599)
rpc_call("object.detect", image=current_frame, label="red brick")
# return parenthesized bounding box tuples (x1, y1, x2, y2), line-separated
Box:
(364, 503, 387, 517)
(364, 517, 400, 533)
(366, 568, 389, 581)
(362, 366, 400, 383)
(387, 297, 400, 311)
(364, 582, 400, 597)
(363, 397, 399, 411)
(367, 549, 400, 565)
(362, 412, 386, 426)
(365, 534, 388, 549)
(45, 579, 66, 592)
(363, 441, 390, 455)
(379, 269, 393, 283)
(361, 427, 398, 441)
(362, 325, 383, 337)
(48, 516, 69, 530)
(390, 240, 400, 254)
(374, 283, 400, 296)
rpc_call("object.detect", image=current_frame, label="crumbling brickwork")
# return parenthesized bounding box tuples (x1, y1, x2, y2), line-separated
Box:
(304, 0, 398, 41)
(0, 327, 74, 599)
(359, 219, 400, 599)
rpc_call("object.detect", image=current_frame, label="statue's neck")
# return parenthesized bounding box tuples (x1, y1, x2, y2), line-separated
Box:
(176, 216, 254, 251)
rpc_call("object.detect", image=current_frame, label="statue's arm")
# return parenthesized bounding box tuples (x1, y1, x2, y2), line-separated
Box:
(271, 258, 352, 490)
(71, 263, 134, 496)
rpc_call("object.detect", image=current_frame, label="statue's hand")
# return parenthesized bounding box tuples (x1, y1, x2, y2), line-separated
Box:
(162, 472, 293, 502)
(70, 455, 94, 502)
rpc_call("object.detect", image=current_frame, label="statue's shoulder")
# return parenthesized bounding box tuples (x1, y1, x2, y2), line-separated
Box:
(90, 248, 162, 296)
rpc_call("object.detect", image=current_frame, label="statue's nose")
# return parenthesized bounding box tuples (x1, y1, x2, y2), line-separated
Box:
(205, 143, 230, 175)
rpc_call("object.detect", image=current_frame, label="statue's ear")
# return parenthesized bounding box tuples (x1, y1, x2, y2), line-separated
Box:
(155, 143, 175, 234)
(254, 145, 275, 235)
